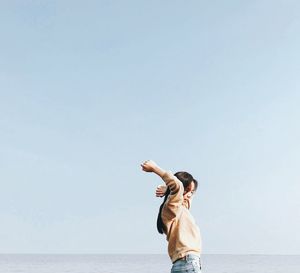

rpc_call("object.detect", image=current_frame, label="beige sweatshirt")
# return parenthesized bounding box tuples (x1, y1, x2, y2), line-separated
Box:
(161, 171, 202, 263)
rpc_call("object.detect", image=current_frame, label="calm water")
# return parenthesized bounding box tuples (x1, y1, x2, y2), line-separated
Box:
(0, 254, 299, 273)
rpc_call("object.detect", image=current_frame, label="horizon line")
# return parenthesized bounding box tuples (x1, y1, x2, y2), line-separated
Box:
(0, 253, 299, 256)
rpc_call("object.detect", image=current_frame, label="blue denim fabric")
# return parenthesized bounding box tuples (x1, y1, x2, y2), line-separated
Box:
(171, 254, 202, 273)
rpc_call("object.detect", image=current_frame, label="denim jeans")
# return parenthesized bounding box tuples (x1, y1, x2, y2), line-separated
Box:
(171, 254, 202, 273)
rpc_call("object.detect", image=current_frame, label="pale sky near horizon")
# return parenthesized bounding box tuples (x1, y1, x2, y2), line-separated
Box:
(0, 0, 300, 255)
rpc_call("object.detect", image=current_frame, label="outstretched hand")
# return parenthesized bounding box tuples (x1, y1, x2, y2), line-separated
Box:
(141, 160, 159, 172)
(141, 159, 166, 178)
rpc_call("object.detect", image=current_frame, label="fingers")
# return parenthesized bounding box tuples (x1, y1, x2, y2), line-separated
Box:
(141, 165, 151, 172)
(141, 160, 153, 172)
(142, 159, 151, 165)
(155, 185, 167, 197)
(156, 188, 165, 194)
(141, 160, 149, 168)
(156, 192, 164, 197)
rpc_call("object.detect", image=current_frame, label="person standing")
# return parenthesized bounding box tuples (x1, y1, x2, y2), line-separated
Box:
(141, 160, 202, 273)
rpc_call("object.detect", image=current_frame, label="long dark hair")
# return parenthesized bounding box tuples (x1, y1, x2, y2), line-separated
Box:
(156, 172, 198, 234)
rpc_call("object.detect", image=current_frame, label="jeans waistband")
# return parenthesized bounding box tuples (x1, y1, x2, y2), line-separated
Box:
(185, 254, 200, 262)
(173, 254, 201, 264)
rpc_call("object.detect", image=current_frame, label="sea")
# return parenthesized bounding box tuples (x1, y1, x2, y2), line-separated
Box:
(0, 254, 299, 273)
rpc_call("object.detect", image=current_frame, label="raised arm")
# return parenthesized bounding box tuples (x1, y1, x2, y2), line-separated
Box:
(141, 160, 183, 199)
(141, 160, 184, 219)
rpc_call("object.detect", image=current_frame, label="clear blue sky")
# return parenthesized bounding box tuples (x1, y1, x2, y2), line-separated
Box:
(0, 0, 300, 255)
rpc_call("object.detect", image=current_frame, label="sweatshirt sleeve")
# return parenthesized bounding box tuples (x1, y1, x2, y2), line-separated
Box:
(162, 171, 184, 208)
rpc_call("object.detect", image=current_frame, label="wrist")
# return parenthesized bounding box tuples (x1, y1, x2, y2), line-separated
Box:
(154, 166, 165, 177)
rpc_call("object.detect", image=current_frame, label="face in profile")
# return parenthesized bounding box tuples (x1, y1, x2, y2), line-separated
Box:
(183, 181, 196, 203)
